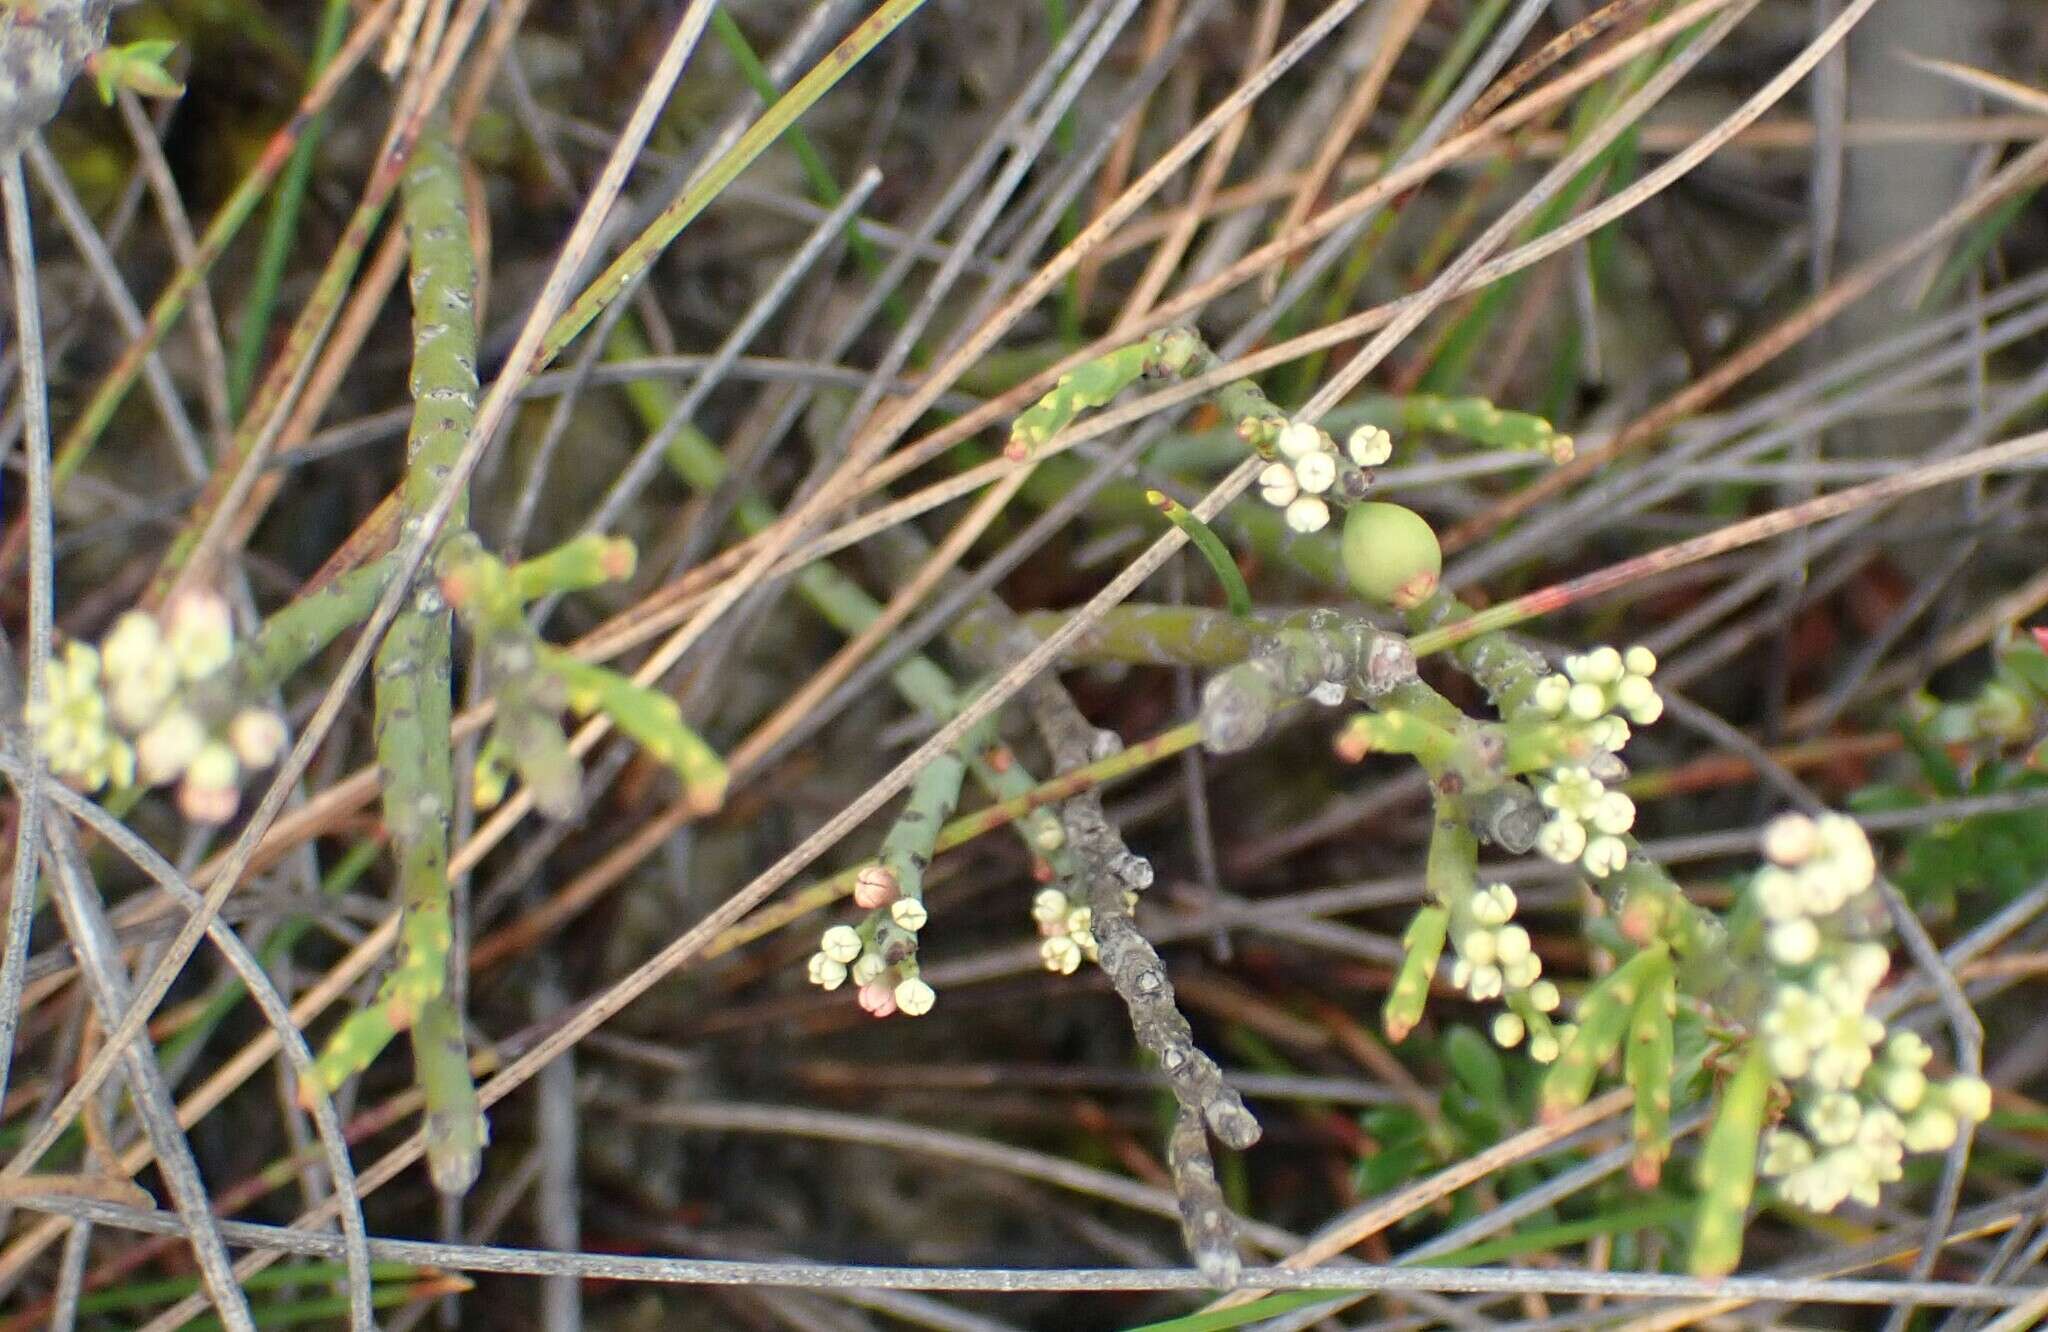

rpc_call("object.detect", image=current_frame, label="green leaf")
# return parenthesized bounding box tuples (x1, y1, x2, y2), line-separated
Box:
(1444, 1025, 1506, 1106)
(94, 40, 185, 105)
(1148, 490, 1252, 618)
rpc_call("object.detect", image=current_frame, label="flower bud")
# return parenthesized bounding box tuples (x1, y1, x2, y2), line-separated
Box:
(889, 897, 928, 932)
(1531, 675, 1571, 716)
(1275, 421, 1323, 459)
(1945, 1076, 1992, 1124)
(1492, 1012, 1525, 1048)
(1284, 495, 1330, 534)
(1565, 682, 1607, 721)
(1346, 425, 1393, 467)
(1623, 645, 1657, 677)
(1536, 817, 1587, 864)
(854, 865, 899, 909)
(1768, 918, 1821, 965)
(894, 978, 936, 1017)
(1293, 451, 1336, 494)
(136, 710, 206, 785)
(1257, 462, 1298, 507)
(1031, 887, 1070, 926)
(1529, 980, 1561, 1013)
(1041, 935, 1083, 975)
(820, 925, 863, 964)
(1582, 836, 1628, 878)
(165, 591, 234, 681)
(856, 981, 898, 1018)
(1762, 813, 1819, 866)
(807, 953, 848, 990)
(851, 952, 887, 986)
(228, 709, 288, 768)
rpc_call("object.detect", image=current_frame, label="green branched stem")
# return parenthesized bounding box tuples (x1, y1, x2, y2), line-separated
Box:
(509, 534, 637, 602)
(1333, 709, 1460, 771)
(1426, 796, 1482, 929)
(1539, 943, 1670, 1120)
(877, 732, 978, 911)
(1196, 615, 1416, 754)
(1690, 1042, 1770, 1276)
(1007, 327, 1204, 456)
(179, 558, 393, 730)
(412, 996, 487, 1197)
(1626, 962, 1678, 1186)
(308, 122, 483, 1198)
(1383, 905, 1448, 1042)
(1355, 393, 1573, 462)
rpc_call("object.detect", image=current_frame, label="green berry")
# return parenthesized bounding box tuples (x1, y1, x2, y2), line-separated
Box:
(1341, 502, 1441, 609)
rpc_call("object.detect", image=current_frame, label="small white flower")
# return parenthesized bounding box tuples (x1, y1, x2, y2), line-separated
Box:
(1614, 674, 1659, 719)
(1902, 1106, 1958, 1153)
(101, 611, 164, 679)
(1807, 1011, 1882, 1091)
(1041, 934, 1083, 975)
(1588, 716, 1631, 752)
(1466, 964, 1504, 1001)
(136, 711, 206, 786)
(1945, 1076, 1992, 1124)
(1492, 1012, 1525, 1048)
(165, 591, 234, 681)
(894, 977, 936, 1016)
(1451, 958, 1472, 990)
(1565, 682, 1608, 721)
(820, 925, 863, 964)
(1503, 952, 1542, 989)
(1470, 883, 1515, 926)
(1880, 1065, 1927, 1114)
(1805, 1091, 1862, 1147)
(1284, 495, 1331, 533)
(1529, 1031, 1561, 1064)
(1762, 813, 1820, 866)
(1258, 461, 1299, 507)
(890, 897, 929, 932)
(1768, 1035, 1813, 1080)
(1760, 1129, 1814, 1177)
(1529, 980, 1561, 1013)
(1623, 645, 1657, 677)
(1494, 924, 1532, 966)
(1753, 867, 1806, 922)
(1841, 943, 1889, 997)
(1461, 929, 1497, 967)
(807, 953, 848, 990)
(1347, 424, 1393, 467)
(1293, 451, 1336, 494)
(1276, 421, 1324, 459)
(1886, 1031, 1932, 1070)
(1590, 791, 1636, 836)
(1544, 767, 1604, 818)
(1769, 918, 1821, 966)
(1031, 887, 1071, 926)
(852, 952, 887, 986)
(228, 709, 288, 769)
(1580, 647, 1624, 685)
(1582, 835, 1628, 878)
(1795, 863, 1851, 916)
(1531, 674, 1572, 716)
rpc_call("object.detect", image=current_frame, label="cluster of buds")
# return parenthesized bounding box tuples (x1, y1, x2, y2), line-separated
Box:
(1445, 882, 1568, 1061)
(24, 593, 287, 823)
(1253, 421, 1385, 535)
(1031, 886, 1098, 975)
(1747, 814, 1992, 1213)
(1530, 646, 1659, 880)
(807, 921, 936, 1018)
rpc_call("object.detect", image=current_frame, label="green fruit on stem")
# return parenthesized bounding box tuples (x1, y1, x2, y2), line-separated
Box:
(1341, 502, 1441, 609)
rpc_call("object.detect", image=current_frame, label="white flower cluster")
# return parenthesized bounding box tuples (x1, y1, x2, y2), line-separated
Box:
(1032, 886, 1098, 975)
(1448, 883, 1563, 1051)
(1752, 811, 1878, 965)
(1748, 814, 1993, 1213)
(806, 921, 937, 1018)
(1255, 422, 1386, 535)
(24, 593, 287, 824)
(1531, 646, 1659, 880)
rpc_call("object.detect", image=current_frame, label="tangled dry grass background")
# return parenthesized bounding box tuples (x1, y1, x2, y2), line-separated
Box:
(3, 1, 2048, 1328)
